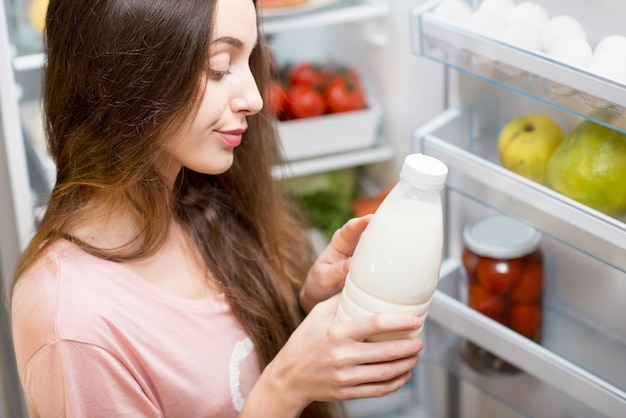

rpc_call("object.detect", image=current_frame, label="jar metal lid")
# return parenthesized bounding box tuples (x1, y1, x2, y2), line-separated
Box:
(463, 216, 541, 259)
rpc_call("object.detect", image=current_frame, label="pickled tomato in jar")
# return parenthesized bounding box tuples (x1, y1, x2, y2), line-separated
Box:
(460, 215, 543, 374)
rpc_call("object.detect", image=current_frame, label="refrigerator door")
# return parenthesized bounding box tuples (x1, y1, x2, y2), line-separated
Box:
(410, 0, 626, 416)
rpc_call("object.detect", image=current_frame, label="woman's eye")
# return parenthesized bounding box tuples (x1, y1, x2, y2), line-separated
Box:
(208, 69, 231, 80)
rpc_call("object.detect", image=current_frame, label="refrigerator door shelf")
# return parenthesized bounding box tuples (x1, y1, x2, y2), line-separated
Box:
(423, 320, 607, 417)
(413, 107, 626, 274)
(410, 2, 626, 135)
(426, 258, 626, 416)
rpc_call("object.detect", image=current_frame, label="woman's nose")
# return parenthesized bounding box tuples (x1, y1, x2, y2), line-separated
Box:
(232, 70, 264, 116)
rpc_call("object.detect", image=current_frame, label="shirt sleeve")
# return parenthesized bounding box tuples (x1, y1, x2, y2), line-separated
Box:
(22, 339, 162, 418)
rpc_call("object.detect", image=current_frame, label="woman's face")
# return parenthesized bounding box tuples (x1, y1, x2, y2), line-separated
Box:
(162, 0, 263, 183)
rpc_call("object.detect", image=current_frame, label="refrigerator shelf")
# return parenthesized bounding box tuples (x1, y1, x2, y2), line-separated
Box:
(272, 141, 393, 179)
(427, 258, 626, 416)
(410, 1, 626, 135)
(414, 107, 626, 274)
(262, 0, 388, 34)
(10, 0, 390, 72)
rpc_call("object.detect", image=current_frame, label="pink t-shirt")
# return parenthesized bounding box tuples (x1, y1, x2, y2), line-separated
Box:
(12, 240, 262, 418)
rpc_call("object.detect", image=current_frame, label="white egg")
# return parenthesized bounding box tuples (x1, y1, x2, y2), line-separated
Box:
(465, 9, 507, 38)
(508, 2, 550, 32)
(477, 0, 515, 21)
(548, 37, 593, 68)
(499, 23, 542, 77)
(433, 0, 473, 26)
(502, 22, 543, 52)
(594, 35, 626, 60)
(541, 15, 586, 53)
(586, 53, 626, 82)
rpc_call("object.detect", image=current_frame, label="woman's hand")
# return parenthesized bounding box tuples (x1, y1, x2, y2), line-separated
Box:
(242, 295, 423, 417)
(299, 215, 373, 313)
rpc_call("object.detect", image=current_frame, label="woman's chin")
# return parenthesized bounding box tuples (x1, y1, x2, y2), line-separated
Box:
(198, 155, 235, 175)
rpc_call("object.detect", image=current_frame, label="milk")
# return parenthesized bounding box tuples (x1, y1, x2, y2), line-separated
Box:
(336, 153, 448, 340)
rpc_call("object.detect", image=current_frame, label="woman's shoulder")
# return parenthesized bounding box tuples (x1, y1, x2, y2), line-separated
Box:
(11, 240, 137, 355)
(13, 239, 120, 303)
(12, 239, 231, 347)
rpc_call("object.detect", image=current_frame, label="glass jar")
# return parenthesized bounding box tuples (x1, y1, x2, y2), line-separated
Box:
(460, 215, 543, 374)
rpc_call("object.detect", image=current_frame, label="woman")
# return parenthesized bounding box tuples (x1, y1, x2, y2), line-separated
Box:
(11, 0, 423, 416)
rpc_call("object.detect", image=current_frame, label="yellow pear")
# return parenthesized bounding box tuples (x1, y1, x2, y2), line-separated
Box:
(498, 115, 564, 184)
(545, 120, 626, 218)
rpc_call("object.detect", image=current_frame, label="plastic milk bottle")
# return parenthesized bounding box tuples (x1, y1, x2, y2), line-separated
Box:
(336, 153, 448, 340)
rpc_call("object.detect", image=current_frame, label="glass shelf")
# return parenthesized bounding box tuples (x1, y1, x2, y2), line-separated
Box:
(414, 107, 626, 274)
(272, 141, 393, 179)
(410, 1, 626, 135)
(426, 259, 626, 416)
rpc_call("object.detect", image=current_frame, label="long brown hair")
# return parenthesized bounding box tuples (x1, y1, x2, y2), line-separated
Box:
(14, 0, 338, 416)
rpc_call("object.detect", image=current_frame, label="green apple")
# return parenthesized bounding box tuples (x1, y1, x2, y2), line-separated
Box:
(545, 120, 626, 218)
(498, 114, 564, 184)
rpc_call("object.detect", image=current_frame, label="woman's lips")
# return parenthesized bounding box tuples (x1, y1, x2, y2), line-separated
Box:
(218, 129, 245, 147)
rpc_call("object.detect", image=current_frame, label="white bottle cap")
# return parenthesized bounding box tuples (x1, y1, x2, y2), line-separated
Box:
(463, 215, 542, 259)
(400, 153, 448, 191)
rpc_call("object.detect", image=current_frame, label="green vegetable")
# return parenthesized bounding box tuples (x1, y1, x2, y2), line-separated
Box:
(293, 190, 354, 242)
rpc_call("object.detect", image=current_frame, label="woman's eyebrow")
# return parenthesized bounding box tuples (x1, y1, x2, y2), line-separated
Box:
(211, 35, 259, 49)
(212, 36, 244, 48)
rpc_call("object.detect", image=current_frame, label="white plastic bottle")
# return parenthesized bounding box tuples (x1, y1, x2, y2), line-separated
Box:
(336, 153, 448, 340)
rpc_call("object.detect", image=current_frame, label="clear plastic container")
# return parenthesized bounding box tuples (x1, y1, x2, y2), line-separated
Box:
(460, 215, 543, 374)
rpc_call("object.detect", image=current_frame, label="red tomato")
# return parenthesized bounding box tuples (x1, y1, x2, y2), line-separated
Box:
(285, 84, 326, 119)
(265, 80, 287, 118)
(324, 77, 366, 113)
(510, 303, 542, 339)
(468, 284, 507, 317)
(509, 264, 543, 303)
(475, 256, 523, 294)
(267, 81, 287, 119)
(333, 64, 360, 85)
(289, 62, 327, 88)
(462, 247, 479, 278)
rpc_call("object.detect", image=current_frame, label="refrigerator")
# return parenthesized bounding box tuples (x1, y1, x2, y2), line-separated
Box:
(1, 0, 625, 417)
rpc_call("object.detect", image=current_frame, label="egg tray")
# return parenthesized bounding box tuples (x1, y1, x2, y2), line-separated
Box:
(413, 11, 626, 133)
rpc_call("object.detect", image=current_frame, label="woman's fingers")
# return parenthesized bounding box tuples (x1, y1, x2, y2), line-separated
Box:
(338, 370, 414, 400)
(336, 312, 422, 343)
(328, 215, 372, 256)
(346, 352, 420, 385)
(272, 297, 424, 406)
(315, 298, 423, 365)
